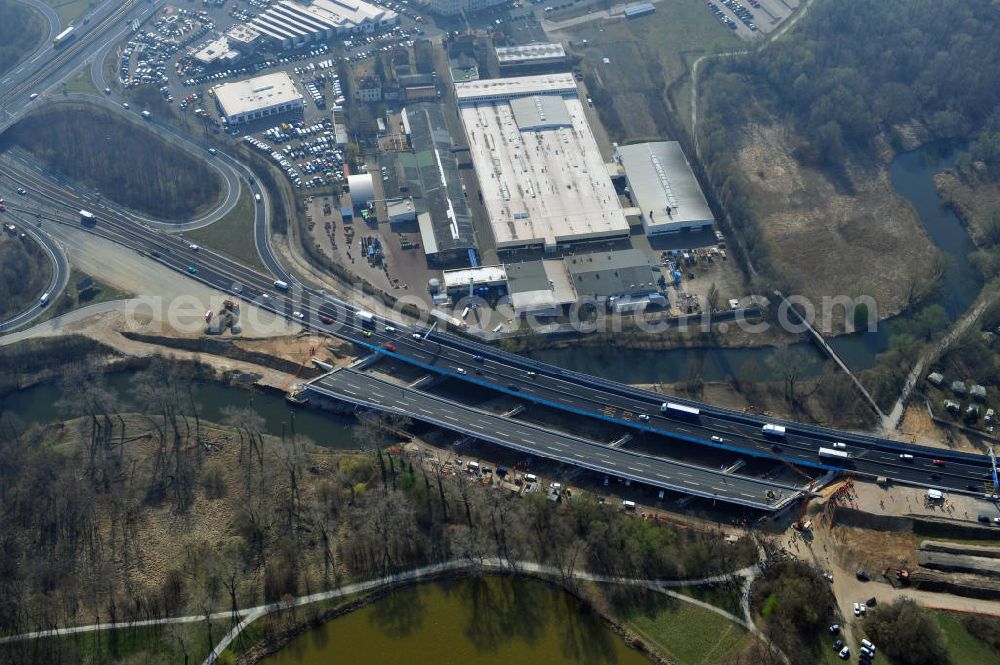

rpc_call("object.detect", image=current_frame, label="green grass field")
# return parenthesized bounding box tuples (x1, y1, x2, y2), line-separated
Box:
(613, 590, 750, 665)
(61, 68, 101, 95)
(566, 1, 740, 141)
(934, 611, 1000, 665)
(185, 185, 265, 271)
(15, 619, 231, 665)
(28, 268, 133, 328)
(43, 0, 95, 27)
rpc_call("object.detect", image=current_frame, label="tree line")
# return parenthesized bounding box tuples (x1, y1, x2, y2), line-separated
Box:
(0, 358, 758, 663)
(3, 103, 224, 221)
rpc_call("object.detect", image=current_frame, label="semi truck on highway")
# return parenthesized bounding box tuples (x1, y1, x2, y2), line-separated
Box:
(79, 210, 95, 226)
(661, 402, 700, 418)
(356, 310, 375, 326)
(819, 447, 850, 460)
(53, 26, 75, 47)
(762, 423, 786, 437)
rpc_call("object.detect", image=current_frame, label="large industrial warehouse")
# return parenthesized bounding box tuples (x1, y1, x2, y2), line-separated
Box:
(616, 141, 715, 235)
(455, 73, 630, 252)
(251, 0, 397, 48)
(214, 72, 304, 125)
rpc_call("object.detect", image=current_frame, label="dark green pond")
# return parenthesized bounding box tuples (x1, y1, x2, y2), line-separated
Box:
(264, 577, 650, 665)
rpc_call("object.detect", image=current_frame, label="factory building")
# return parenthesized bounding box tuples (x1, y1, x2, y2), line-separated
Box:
(495, 43, 566, 73)
(251, 0, 397, 49)
(505, 260, 576, 318)
(226, 24, 263, 54)
(214, 72, 304, 125)
(192, 36, 241, 67)
(616, 141, 714, 235)
(456, 73, 630, 252)
(563, 249, 658, 300)
(399, 104, 477, 267)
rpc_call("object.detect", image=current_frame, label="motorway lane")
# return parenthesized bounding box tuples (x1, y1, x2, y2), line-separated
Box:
(0, 0, 160, 126)
(0, 206, 69, 332)
(6, 154, 993, 496)
(310, 368, 801, 511)
(3, 25, 994, 497)
(3, 96, 241, 232)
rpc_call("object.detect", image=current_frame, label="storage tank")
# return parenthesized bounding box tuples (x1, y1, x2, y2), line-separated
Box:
(428, 277, 441, 295)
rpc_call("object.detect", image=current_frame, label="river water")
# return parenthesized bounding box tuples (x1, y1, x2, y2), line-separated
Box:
(532, 142, 979, 382)
(0, 373, 360, 448)
(263, 576, 650, 665)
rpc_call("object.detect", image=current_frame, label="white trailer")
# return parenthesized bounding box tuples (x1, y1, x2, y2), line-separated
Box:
(818, 447, 850, 460)
(762, 423, 786, 437)
(661, 402, 701, 418)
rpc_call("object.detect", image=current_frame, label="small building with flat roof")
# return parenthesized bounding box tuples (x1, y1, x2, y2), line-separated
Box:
(192, 36, 240, 66)
(386, 197, 416, 225)
(442, 265, 508, 297)
(215, 72, 303, 125)
(505, 259, 576, 317)
(564, 249, 658, 299)
(616, 141, 714, 235)
(226, 24, 263, 53)
(496, 43, 566, 73)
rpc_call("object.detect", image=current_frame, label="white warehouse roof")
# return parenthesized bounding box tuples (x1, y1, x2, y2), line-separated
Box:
(454, 72, 578, 104)
(215, 72, 303, 117)
(495, 42, 566, 64)
(442, 265, 508, 289)
(457, 73, 629, 250)
(616, 141, 714, 234)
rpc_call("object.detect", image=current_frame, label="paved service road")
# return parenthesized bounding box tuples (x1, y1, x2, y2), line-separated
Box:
(309, 368, 803, 511)
(0, 208, 68, 332)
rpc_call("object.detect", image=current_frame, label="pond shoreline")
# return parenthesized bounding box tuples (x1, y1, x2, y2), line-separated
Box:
(235, 570, 668, 665)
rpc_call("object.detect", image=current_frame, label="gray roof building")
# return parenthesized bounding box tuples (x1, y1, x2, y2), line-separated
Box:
(505, 260, 576, 316)
(400, 103, 476, 265)
(564, 249, 658, 299)
(616, 141, 714, 235)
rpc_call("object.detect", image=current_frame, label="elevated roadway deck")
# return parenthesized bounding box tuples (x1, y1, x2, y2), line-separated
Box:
(306, 368, 804, 511)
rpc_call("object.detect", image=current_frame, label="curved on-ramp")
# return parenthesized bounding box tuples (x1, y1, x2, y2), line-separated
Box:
(0, 210, 69, 332)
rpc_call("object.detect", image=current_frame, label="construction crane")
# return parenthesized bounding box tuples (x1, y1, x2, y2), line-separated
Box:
(281, 344, 318, 392)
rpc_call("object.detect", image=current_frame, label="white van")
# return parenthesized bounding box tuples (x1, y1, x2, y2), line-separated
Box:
(39, 292, 50, 306)
(467, 461, 480, 473)
(899, 453, 914, 460)
(622, 500, 636, 511)
(861, 639, 875, 651)
(524, 473, 538, 483)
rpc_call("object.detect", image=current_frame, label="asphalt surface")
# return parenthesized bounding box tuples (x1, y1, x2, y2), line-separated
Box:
(310, 367, 801, 511)
(0, 0, 161, 131)
(0, 205, 68, 332)
(3, 153, 995, 500)
(0, 0, 995, 502)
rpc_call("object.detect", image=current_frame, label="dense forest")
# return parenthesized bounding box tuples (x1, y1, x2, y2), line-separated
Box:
(0, 235, 51, 321)
(705, 0, 1000, 162)
(0, 0, 45, 77)
(0, 356, 756, 662)
(3, 104, 224, 221)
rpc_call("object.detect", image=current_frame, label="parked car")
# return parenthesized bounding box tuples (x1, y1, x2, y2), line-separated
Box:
(856, 570, 870, 582)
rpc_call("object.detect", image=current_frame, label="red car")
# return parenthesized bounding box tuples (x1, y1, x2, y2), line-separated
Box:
(321, 315, 333, 324)
(384, 342, 397, 352)
(932, 459, 945, 467)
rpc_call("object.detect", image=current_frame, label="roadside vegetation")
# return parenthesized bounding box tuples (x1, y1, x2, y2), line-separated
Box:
(604, 587, 751, 665)
(0, 232, 52, 322)
(1, 103, 224, 221)
(0, 0, 46, 77)
(0, 355, 757, 662)
(861, 599, 949, 665)
(29, 268, 133, 328)
(185, 185, 264, 270)
(699, 0, 1000, 320)
(748, 559, 834, 665)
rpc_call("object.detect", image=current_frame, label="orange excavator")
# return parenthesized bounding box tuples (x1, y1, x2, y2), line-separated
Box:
(884, 567, 910, 586)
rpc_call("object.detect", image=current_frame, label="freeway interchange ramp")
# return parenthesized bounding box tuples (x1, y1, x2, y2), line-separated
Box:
(307, 368, 805, 511)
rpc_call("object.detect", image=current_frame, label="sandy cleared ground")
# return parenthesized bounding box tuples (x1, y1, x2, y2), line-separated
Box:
(738, 123, 940, 324)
